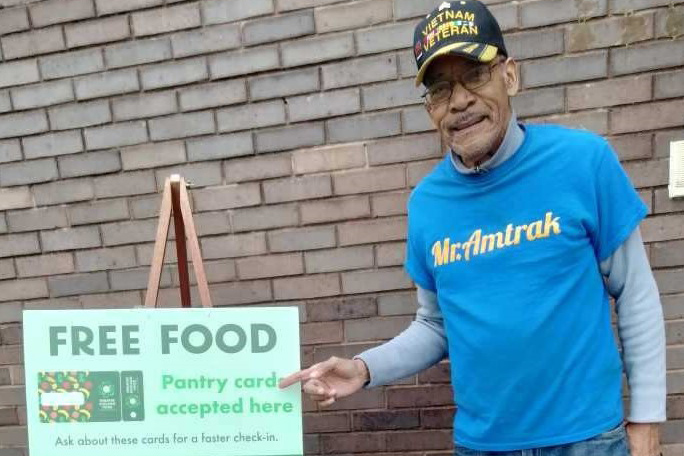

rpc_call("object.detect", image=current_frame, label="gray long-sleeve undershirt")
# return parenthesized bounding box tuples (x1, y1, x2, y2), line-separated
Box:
(356, 113, 666, 423)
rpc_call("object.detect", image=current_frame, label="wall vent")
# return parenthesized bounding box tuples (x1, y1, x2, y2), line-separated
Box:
(670, 140, 684, 199)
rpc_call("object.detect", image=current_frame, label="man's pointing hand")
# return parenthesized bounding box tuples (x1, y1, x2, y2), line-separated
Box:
(279, 356, 370, 407)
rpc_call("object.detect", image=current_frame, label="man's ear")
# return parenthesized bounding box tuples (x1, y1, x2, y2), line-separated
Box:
(421, 85, 441, 129)
(502, 58, 519, 97)
(424, 103, 441, 129)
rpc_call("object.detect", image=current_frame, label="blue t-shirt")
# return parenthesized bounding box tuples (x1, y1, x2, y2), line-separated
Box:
(405, 124, 647, 451)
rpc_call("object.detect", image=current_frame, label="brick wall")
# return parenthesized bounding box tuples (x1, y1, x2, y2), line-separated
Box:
(0, 0, 682, 454)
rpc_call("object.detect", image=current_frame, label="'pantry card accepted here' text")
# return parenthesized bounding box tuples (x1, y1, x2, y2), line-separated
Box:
(23, 308, 303, 456)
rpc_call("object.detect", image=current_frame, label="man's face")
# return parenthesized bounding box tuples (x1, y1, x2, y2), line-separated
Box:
(423, 54, 519, 168)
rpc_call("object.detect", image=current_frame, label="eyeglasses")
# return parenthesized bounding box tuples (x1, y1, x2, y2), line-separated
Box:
(421, 59, 504, 106)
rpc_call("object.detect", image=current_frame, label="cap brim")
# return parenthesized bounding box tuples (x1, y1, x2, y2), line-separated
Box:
(414, 42, 499, 87)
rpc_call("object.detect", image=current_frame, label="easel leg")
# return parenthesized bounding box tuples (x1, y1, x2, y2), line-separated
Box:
(144, 179, 173, 308)
(171, 177, 191, 308)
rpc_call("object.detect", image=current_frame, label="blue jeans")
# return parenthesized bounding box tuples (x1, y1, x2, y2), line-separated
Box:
(455, 422, 630, 456)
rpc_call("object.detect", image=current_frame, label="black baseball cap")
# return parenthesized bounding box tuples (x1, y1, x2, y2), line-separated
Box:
(413, 0, 508, 86)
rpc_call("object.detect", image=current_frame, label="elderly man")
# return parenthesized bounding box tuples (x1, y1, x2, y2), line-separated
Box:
(280, 1, 666, 455)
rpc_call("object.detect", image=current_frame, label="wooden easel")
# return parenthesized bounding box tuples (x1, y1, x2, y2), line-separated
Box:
(144, 175, 213, 308)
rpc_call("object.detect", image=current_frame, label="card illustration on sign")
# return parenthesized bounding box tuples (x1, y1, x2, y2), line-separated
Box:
(24, 308, 303, 456)
(38, 371, 145, 424)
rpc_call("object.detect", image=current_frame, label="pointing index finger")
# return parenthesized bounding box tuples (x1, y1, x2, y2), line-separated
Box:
(279, 358, 339, 389)
(278, 369, 308, 389)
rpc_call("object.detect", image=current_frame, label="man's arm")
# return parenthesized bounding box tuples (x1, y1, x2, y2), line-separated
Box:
(600, 227, 665, 456)
(355, 286, 448, 387)
(279, 286, 447, 405)
(600, 227, 666, 422)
